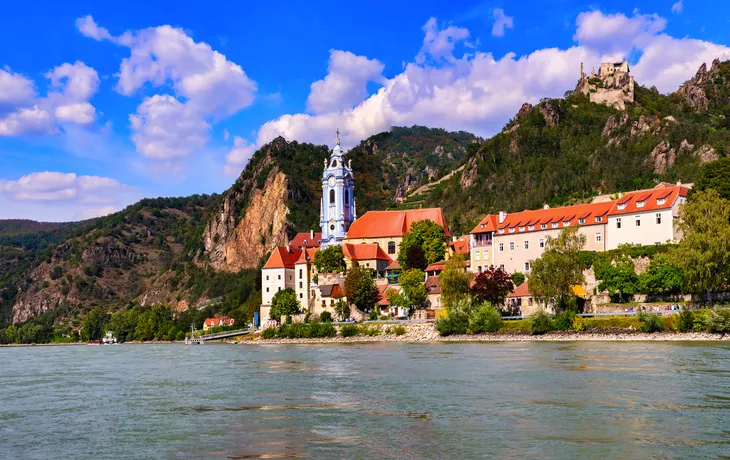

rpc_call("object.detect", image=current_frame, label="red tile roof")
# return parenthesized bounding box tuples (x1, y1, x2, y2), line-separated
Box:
(346, 208, 450, 239)
(204, 317, 234, 327)
(425, 276, 441, 294)
(449, 235, 470, 254)
(385, 260, 401, 270)
(262, 246, 303, 269)
(377, 284, 398, 306)
(295, 247, 318, 264)
(609, 185, 687, 216)
(289, 232, 322, 249)
(507, 281, 531, 298)
(342, 243, 393, 262)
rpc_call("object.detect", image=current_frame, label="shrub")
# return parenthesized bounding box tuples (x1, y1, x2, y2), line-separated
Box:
(392, 325, 406, 336)
(676, 309, 695, 333)
(435, 298, 471, 336)
(529, 310, 554, 335)
(369, 310, 377, 320)
(308, 321, 337, 338)
(638, 312, 665, 333)
(340, 324, 358, 337)
(359, 324, 381, 336)
(262, 328, 276, 339)
(468, 302, 503, 334)
(706, 308, 730, 333)
(319, 311, 333, 323)
(554, 311, 577, 331)
(571, 316, 586, 332)
(693, 310, 711, 331)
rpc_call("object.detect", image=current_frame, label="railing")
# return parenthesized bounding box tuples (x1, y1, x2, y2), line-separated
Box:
(187, 327, 253, 344)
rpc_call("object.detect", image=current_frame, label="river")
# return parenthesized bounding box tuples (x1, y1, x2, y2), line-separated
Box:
(1, 342, 729, 459)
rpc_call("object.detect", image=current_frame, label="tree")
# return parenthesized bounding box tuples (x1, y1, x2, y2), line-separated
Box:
(344, 266, 379, 311)
(314, 245, 346, 274)
(82, 307, 107, 341)
(403, 245, 428, 271)
(334, 299, 351, 321)
(511, 272, 526, 287)
(639, 255, 683, 295)
(269, 288, 300, 320)
(438, 254, 472, 308)
(398, 220, 446, 269)
(470, 267, 513, 306)
(596, 254, 639, 302)
(389, 269, 428, 315)
(670, 189, 730, 302)
(694, 157, 730, 201)
(529, 226, 586, 313)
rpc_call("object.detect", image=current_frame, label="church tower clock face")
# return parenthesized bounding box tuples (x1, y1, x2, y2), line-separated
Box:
(328, 176, 336, 187)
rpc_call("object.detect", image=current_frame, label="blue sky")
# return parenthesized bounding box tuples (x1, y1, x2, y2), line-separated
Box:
(1, 0, 729, 221)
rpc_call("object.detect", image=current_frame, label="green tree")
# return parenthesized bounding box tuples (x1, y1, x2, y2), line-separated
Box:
(639, 255, 683, 295)
(438, 254, 472, 308)
(470, 267, 514, 307)
(107, 309, 140, 342)
(269, 288, 300, 320)
(314, 246, 346, 274)
(403, 245, 428, 271)
(344, 266, 379, 311)
(511, 272, 526, 287)
(334, 299, 351, 321)
(397, 220, 446, 269)
(134, 310, 157, 341)
(670, 189, 730, 302)
(389, 269, 428, 315)
(82, 307, 107, 341)
(694, 157, 730, 200)
(597, 254, 639, 302)
(529, 226, 586, 312)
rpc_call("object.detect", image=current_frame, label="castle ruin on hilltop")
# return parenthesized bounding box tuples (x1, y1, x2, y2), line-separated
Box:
(575, 61, 635, 110)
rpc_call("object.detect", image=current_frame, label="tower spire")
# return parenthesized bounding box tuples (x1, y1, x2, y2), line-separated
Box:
(335, 128, 340, 146)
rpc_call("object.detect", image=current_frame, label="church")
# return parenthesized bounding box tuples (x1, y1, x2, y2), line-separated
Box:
(260, 130, 450, 322)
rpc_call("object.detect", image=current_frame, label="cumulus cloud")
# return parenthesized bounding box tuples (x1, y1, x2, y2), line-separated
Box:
(76, 16, 258, 162)
(492, 8, 514, 37)
(223, 136, 257, 175)
(256, 10, 730, 150)
(307, 50, 386, 114)
(0, 171, 123, 202)
(0, 68, 37, 109)
(0, 106, 56, 136)
(671, 1, 683, 14)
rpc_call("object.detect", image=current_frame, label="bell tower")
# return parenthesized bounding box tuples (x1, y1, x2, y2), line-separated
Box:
(320, 129, 355, 248)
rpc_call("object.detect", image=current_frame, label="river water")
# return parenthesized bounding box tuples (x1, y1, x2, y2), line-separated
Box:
(1, 342, 729, 459)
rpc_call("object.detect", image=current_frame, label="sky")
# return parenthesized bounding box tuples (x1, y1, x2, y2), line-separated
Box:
(1, 0, 730, 221)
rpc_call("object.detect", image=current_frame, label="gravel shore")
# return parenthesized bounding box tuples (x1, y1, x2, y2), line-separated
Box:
(239, 323, 730, 345)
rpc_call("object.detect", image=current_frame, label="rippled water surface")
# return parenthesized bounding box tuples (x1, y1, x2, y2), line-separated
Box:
(2, 342, 730, 459)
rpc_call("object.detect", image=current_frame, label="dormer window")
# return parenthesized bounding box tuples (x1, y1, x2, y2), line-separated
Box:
(578, 218, 585, 224)
(617, 203, 627, 210)
(596, 216, 603, 223)
(498, 229, 505, 234)
(636, 200, 645, 208)
(528, 225, 535, 231)
(519, 226, 525, 232)
(541, 224, 547, 229)
(563, 221, 570, 227)
(509, 227, 516, 233)
(657, 198, 666, 205)
(551, 223, 558, 229)
(481, 224, 486, 228)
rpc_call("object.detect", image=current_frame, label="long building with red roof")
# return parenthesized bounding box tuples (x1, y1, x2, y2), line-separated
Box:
(470, 183, 689, 274)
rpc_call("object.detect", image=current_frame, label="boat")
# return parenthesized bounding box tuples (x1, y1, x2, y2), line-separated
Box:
(102, 331, 118, 344)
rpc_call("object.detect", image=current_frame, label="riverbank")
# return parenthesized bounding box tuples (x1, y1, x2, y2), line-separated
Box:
(239, 323, 730, 344)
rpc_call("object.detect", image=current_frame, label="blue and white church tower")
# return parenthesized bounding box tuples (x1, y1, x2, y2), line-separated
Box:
(320, 129, 356, 248)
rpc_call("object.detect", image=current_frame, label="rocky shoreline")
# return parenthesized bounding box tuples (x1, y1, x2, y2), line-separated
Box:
(238, 323, 730, 345)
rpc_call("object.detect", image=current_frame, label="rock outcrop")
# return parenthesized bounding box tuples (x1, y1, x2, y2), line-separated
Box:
(576, 61, 635, 110)
(677, 59, 728, 112)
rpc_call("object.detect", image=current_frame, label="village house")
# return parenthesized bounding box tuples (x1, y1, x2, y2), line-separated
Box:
(203, 316, 234, 331)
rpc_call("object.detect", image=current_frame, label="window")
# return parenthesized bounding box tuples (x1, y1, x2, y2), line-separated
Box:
(499, 264, 505, 270)
(484, 250, 489, 259)
(528, 225, 535, 231)
(330, 224, 335, 231)
(563, 221, 570, 227)
(509, 227, 515, 233)
(552, 223, 558, 229)
(329, 188, 335, 205)
(635, 216, 641, 227)
(637, 200, 645, 208)
(578, 218, 585, 224)
(289, 275, 292, 280)
(539, 238, 545, 248)
(509, 242, 515, 251)
(300, 293, 303, 299)
(519, 226, 525, 232)
(616, 218, 622, 229)
(524, 262, 530, 271)
(618, 203, 626, 210)
(524, 240, 529, 250)
(656, 213, 662, 225)
(657, 198, 666, 205)
(345, 191, 349, 204)
(528, 298, 533, 307)
(278, 287, 281, 291)
(499, 243, 504, 252)
(332, 160, 338, 168)
(498, 229, 505, 234)
(278, 274, 281, 280)
(266, 275, 269, 281)
(387, 241, 396, 254)
(541, 223, 547, 229)
(477, 266, 482, 272)
(299, 282, 303, 289)
(299, 268, 303, 278)
(595, 232, 602, 243)
(266, 287, 269, 293)
(475, 251, 481, 261)
(596, 216, 603, 223)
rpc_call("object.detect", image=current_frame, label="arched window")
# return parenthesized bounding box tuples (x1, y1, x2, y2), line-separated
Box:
(332, 160, 338, 168)
(345, 190, 349, 204)
(329, 189, 335, 205)
(387, 241, 396, 254)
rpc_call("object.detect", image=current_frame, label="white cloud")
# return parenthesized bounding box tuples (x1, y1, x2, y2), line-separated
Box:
(76, 206, 119, 220)
(0, 171, 123, 202)
(129, 94, 209, 160)
(54, 102, 97, 124)
(0, 68, 37, 109)
(671, 1, 683, 14)
(307, 50, 386, 114)
(223, 136, 256, 175)
(46, 61, 100, 102)
(0, 106, 56, 136)
(492, 8, 514, 38)
(76, 17, 258, 162)
(417, 17, 470, 64)
(256, 10, 730, 150)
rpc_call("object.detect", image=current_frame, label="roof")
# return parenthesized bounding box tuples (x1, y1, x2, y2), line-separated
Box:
(289, 232, 322, 249)
(377, 284, 398, 306)
(449, 236, 470, 254)
(204, 317, 232, 326)
(471, 214, 499, 234)
(609, 185, 687, 216)
(385, 260, 402, 271)
(346, 208, 450, 239)
(425, 276, 441, 294)
(319, 284, 345, 298)
(425, 259, 470, 272)
(295, 247, 318, 264)
(262, 246, 303, 270)
(507, 281, 531, 298)
(342, 243, 392, 262)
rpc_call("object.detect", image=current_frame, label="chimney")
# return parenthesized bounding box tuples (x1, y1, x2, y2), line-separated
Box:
(286, 244, 291, 253)
(452, 236, 457, 242)
(310, 229, 314, 239)
(543, 204, 550, 210)
(676, 180, 682, 187)
(618, 192, 623, 199)
(498, 211, 507, 224)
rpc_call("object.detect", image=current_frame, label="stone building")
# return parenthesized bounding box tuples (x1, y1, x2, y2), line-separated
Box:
(576, 61, 635, 110)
